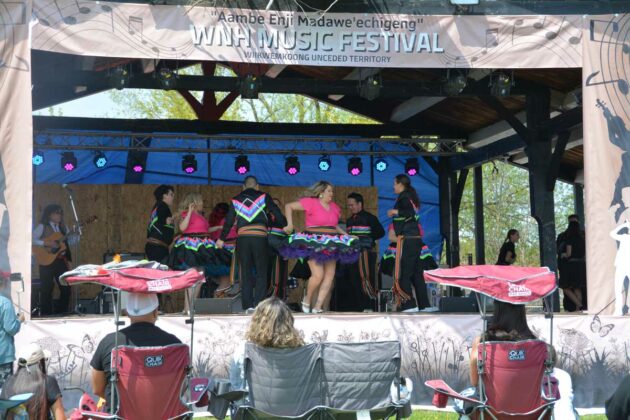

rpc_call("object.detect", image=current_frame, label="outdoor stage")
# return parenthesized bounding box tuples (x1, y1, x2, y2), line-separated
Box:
(16, 312, 628, 409)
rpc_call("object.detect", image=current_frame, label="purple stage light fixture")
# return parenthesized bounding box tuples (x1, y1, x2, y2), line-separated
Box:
(285, 156, 300, 176)
(405, 158, 419, 176)
(234, 155, 250, 175)
(347, 157, 363, 176)
(61, 152, 77, 172)
(182, 154, 198, 174)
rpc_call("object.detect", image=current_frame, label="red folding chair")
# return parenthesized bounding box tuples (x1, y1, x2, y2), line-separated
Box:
(71, 344, 209, 420)
(427, 340, 557, 420)
(423, 265, 559, 420)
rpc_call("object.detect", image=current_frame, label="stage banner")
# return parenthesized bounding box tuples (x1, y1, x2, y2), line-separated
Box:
(583, 14, 630, 316)
(0, 1, 33, 314)
(16, 313, 630, 409)
(31, 1, 583, 68)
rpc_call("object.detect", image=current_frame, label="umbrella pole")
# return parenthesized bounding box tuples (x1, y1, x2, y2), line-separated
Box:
(476, 293, 488, 420)
(185, 279, 197, 405)
(110, 289, 123, 415)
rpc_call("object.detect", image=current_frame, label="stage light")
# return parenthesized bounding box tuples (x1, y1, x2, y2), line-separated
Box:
(490, 72, 513, 96)
(374, 158, 388, 172)
(130, 155, 145, 173)
(32, 150, 44, 166)
(240, 74, 260, 99)
(348, 157, 363, 176)
(158, 67, 176, 90)
(234, 155, 250, 175)
(405, 158, 419, 176)
(92, 152, 107, 168)
(318, 155, 331, 172)
(61, 152, 77, 172)
(285, 156, 300, 175)
(182, 154, 198, 174)
(450, 0, 478, 4)
(110, 67, 129, 90)
(444, 70, 467, 96)
(359, 76, 381, 101)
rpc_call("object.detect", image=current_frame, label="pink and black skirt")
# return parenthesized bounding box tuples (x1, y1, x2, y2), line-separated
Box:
(280, 226, 360, 264)
(165, 233, 234, 276)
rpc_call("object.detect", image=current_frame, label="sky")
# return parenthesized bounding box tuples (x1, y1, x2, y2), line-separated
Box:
(33, 90, 119, 118)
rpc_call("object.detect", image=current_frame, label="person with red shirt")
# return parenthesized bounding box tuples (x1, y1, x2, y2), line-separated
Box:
(282, 181, 360, 314)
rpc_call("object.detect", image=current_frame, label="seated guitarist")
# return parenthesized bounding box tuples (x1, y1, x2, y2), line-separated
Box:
(32, 204, 72, 315)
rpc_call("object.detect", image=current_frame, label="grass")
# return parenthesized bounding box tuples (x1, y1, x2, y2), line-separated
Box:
(197, 410, 607, 419)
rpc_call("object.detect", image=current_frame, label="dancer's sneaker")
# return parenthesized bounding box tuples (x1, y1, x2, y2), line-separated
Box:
(419, 306, 439, 312)
(402, 307, 419, 313)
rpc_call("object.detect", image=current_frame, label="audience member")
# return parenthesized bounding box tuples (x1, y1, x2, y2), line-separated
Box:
(557, 215, 588, 311)
(548, 346, 578, 420)
(0, 275, 24, 389)
(469, 300, 535, 386)
(229, 297, 303, 389)
(559, 221, 587, 311)
(90, 293, 181, 407)
(0, 343, 66, 420)
(606, 374, 630, 420)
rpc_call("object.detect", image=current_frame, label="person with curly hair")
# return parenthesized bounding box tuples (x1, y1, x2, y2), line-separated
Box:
(229, 297, 303, 389)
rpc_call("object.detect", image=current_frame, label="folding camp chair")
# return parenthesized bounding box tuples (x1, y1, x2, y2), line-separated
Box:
(423, 265, 559, 420)
(427, 339, 557, 420)
(0, 393, 33, 418)
(70, 344, 209, 420)
(229, 341, 411, 420)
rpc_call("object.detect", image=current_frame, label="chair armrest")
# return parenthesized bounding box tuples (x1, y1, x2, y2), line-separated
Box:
(69, 409, 121, 420)
(189, 377, 210, 407)
(424, 379, 482, 407)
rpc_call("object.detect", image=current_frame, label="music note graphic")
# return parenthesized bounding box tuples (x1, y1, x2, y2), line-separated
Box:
(74, 0, 90, 15)
(533, 16, 546, 30)
(545, 16, 565, 40)
(484, 28, 499, 53)
(511, 19, 523, 44)
(128, 16, 147, 44)
(586, 71, 629, 96)
(99, 3, 114, 33)
(53, 0, 77, 25)
(589, 19, 619, 43)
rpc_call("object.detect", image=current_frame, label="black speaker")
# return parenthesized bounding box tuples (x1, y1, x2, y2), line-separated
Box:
(439, 296, 478, 313)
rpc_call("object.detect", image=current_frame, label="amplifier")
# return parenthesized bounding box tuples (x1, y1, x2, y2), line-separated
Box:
(195, 295, 242, 314)
(439, 296, 478, 313)
(103, 252, 146, 264)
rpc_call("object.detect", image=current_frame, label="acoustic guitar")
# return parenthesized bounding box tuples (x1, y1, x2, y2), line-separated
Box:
(32, 216, 98, 266)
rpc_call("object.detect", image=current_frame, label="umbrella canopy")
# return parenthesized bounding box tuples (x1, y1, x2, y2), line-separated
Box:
(61, 265, 204, 293)
(423, 265, 556, 304)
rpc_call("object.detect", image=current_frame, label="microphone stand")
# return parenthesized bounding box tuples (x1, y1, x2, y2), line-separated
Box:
(65, 187, 83, 316)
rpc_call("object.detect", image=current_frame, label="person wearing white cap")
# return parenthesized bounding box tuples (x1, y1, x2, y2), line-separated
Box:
(0, 343, 66, 419)
(90, 293, 181, 408)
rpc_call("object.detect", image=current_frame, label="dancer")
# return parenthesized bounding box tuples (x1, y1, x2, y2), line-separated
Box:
(267, 197, 288, 299)
(386, 174, 430, 312)
(281, 181, 360, 314)
(208, 203, 237, 298)
(610, 219, 630, 316)
(336, 192, 384, 311)
(145, 185, 175, 265)
(496, 229, 519, 266)
(559, 221, 586, 311)
(217, 176, 283, 311)
(32, 204, 72, 315)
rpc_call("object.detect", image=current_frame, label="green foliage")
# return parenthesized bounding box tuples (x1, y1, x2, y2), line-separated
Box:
(458, 161, 575, 267)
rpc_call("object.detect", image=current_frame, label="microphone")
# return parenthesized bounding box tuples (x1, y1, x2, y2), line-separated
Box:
(62, 183, 72, 191)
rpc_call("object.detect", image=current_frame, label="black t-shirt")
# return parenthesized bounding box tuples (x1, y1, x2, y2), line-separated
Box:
(565, 234, 585, 259)
(606, 374, 630, 420)
(496, 241, 516, 265)
(90, 322, 181, 404)
(147, 201, 174, 245)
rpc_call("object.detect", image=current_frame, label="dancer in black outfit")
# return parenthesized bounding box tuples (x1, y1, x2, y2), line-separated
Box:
(387, 175, 430, 312)
(145, 185, 175, 264)
(336, 192, 385, 311)
(32, 205, 72, 315)
(267, 198, 288, 299)
(217, 176, 283, 310)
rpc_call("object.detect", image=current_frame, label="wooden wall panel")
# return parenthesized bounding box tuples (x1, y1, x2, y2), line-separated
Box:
(33, 184, 378, 303)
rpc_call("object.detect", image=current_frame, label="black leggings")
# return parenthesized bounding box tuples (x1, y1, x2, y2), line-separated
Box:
(40, 258, 70, 315)
(398, 238, 430, 311)
(237, 236, 270, 310)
